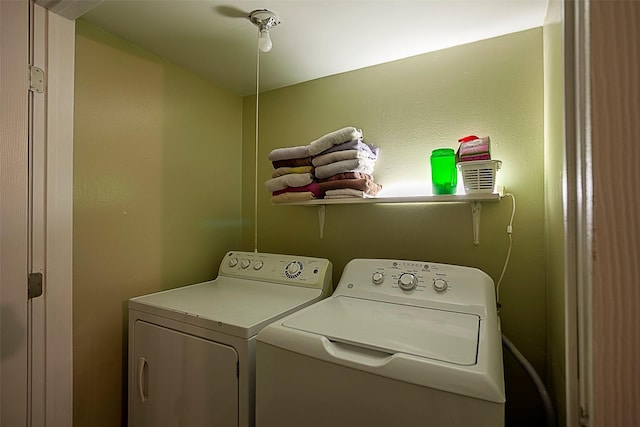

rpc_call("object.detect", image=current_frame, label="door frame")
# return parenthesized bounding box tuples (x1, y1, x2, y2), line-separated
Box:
(28, 5, 76, 426)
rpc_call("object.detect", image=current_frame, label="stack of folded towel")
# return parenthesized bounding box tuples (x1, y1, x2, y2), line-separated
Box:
(312, 134, 382, 199)
(266, 126, 382, 202)
(456, 135, 491, 162)
(265, 145, 322, 203)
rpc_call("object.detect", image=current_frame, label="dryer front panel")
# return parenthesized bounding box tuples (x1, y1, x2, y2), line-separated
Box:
(132, 320, 238, 427)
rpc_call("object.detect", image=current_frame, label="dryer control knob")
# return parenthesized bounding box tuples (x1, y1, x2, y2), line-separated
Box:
(398, 273, 417, 291)
(286, 262, 300, 275)
(253, 260, 264, 270)
(433, 278, 448, 292)
(241, 259, 251, 269)
(228, 258, 238, 267)
(372, 272, 384, 285)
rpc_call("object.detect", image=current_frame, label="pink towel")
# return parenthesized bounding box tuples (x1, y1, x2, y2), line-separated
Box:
(273, 182, 322, 198)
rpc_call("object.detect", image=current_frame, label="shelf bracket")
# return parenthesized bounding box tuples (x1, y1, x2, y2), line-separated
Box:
(471, 202, 482, 245)
(317, 205, 325, 239)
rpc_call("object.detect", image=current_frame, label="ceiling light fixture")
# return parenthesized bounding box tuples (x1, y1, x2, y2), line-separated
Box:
(249, 9, 280, 53)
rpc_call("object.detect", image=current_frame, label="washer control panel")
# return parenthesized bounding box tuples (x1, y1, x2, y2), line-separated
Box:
(337, 258, 495, 310)
(219, 251, 332, 292)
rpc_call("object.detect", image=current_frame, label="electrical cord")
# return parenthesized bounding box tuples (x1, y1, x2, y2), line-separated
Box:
(502, 333, 557, 427)
(496, 193, 557, 426)
(496, 192, 515, 306)
(496, 194, 557, 426)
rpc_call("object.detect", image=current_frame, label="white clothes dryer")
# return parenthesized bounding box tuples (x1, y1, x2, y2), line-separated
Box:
(256, 258, 505, 427)
(127, 251, 332, 427)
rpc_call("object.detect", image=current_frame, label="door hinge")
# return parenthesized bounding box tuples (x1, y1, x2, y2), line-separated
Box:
(28, 272, 43, 299)
(29, 65, 45, 93)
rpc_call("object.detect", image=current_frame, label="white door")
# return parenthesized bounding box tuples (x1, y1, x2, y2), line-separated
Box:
(132, 321, 239, 427)
(0, 1, 30, 425)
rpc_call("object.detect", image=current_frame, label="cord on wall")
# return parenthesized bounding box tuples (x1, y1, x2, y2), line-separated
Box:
(253, 43, 260, 253)
(496, 192, 516, 305)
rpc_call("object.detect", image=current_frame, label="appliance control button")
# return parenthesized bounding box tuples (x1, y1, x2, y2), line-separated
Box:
(398, 273, 417, 291)
(433, 278, 448, 292)
(253, 260, 264, 270)
(286, 262, 300, 275)
(372, 272, 384, 285)
(228, 257, 238, 267)
(241, 259, 251, 269)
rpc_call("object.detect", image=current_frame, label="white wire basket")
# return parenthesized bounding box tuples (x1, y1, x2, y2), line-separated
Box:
(457, 160, 502, 194)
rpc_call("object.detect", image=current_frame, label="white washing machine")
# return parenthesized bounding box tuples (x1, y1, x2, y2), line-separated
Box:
(127, 250, 332, 427)
(256, 258, 505, 427)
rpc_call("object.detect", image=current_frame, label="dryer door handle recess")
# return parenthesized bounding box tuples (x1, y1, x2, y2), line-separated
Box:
(137, 357, 148, 402)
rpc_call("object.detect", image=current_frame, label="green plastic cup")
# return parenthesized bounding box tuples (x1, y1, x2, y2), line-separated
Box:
(430, 148, 457, 195)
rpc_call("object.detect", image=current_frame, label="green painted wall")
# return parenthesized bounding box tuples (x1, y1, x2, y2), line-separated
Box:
(73, 20, 242, 425)
(544, 1, 567, 424)
(243, 28, 546, 425)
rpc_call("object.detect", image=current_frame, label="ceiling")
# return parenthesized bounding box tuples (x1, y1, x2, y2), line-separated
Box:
(80, 0, 549, 96)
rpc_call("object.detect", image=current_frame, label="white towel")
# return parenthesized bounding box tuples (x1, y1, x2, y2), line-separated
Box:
(268, 145, 312, 161)
(324, 189, 373, 199)
(314, 158, 375, 180)
(308, 127, 363, 156)
(265, 173, 314, 192)
(312, 149, 374, 167)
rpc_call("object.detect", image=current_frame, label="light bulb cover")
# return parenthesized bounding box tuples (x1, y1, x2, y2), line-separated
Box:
(258, 29, 272, 52)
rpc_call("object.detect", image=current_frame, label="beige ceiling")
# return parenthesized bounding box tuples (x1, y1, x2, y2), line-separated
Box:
(80, 0, 548, 96)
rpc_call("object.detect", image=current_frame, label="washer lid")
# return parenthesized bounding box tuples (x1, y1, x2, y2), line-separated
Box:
(282, 296, 480, 365)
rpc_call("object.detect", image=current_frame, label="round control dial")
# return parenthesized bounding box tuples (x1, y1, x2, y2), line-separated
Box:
(285, 261, 303, 278)
(241, 259, 251, 269)
(398, 273, 417, 291)
(228, 258, 238, 267)
(253, 260, 264, 270)
(433, 278, 448, 292)
(371, 272, 384, 285)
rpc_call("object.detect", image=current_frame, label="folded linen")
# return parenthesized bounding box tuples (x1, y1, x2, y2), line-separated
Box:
(317, 139, 379, 158)
(272, 157, 313, 169)
(308, 127, 363, 156)
(268, 145, 312, 162)
(314, 158, 375, 180)
(271, 192, 316, 203)
(265, 173, 314, 193)
(458, 136, 490, 156)
(273, 182, 322, 198)
(312, 149, 376, 167)
(319, 171, 373, 182)
(459, 152, 491, 162)
(271, 165, 314, 178)
(324, 189, 373, 199)
(318, 178, 382, 196)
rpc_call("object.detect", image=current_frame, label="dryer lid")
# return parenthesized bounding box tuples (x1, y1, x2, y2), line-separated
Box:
(282, 296, 480, 365)
(129, 278, 324, 338)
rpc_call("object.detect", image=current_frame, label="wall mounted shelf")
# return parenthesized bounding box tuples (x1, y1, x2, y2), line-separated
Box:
(274, 193, 501, 244)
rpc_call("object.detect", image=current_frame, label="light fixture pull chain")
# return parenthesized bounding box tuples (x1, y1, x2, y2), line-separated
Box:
(254, 42, 260, 253)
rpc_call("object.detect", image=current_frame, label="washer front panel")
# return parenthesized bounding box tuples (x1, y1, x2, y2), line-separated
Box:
(333, 258, 497, 318)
